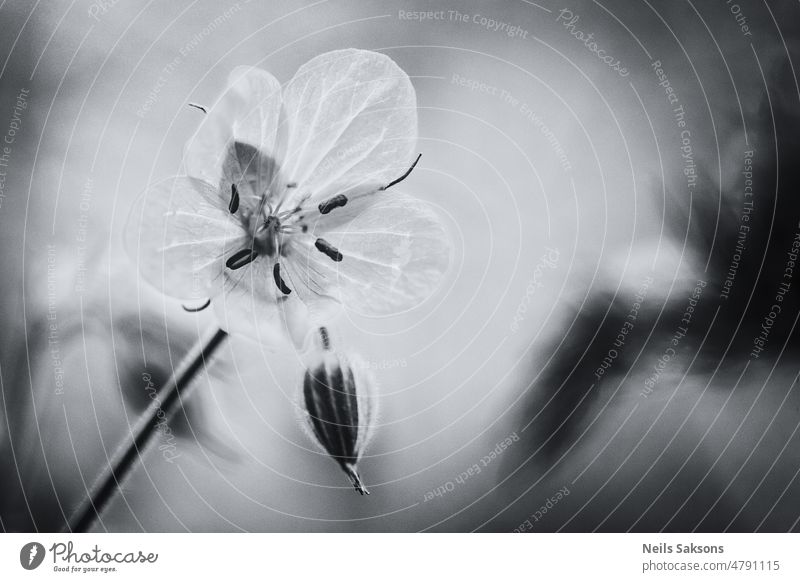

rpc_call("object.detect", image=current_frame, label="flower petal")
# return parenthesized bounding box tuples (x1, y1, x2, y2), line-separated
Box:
(212, 284, 287, 347)
(213, 277, 331, 350)
(281, 49, 417, 204)
(124, 177, 245, 301)
(214, 249, 339, 348)
(289, 193, 451, 316)
(184, 66, 284, 188)
(219, 140, 287, 215)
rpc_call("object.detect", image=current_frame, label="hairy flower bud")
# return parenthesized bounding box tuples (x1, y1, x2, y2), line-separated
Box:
(301, 327, 377, 495)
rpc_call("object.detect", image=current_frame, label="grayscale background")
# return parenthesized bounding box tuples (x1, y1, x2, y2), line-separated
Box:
(1, 0, 799, 532)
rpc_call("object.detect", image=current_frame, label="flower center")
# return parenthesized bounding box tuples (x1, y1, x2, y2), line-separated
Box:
(253, 213, 281, 257)
(223, 184, 303, 295)
(219, 149, 422, 297)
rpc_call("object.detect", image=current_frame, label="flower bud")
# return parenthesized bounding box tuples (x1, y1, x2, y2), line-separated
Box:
(301, 327, 376, 495)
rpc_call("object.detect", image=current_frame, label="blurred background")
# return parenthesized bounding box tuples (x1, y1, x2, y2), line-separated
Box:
(1, 0, 799, 532)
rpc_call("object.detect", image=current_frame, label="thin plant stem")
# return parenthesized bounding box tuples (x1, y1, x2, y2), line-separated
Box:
(68, 326, 229, 532)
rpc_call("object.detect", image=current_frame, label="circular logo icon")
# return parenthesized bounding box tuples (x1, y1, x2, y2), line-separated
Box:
(19, 542, 45, 570)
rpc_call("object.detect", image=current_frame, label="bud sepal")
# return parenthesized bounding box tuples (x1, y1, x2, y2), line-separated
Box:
(301, 327, 377, 495)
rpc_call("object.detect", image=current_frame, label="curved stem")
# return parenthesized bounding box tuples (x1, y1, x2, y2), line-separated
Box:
(68, 327, 229, 532)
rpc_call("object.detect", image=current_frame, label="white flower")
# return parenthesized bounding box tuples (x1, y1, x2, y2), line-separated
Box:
(125, 49, 451, 347)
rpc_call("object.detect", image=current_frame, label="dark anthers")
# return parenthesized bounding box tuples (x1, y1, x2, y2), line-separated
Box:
(318, 194, 348, 215)
(226, 248, 258, 270)
(229, 183, 240, 214)
(273, 262, 292, 294)
(315, 238, 343, 262)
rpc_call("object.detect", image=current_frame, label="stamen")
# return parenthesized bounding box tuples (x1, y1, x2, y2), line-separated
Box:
(226, 248, 258, 270)
(318, 194, 348, 215)
(315, 238, 343, 262)
(273, 262, 292, 294)
(381, 153, 422, 190)
(187, 102, 207, 114)
(229, 183, 240, 214)
(277, 205, 304, 221)
(287, 182, 297, 188)
(258, 215, 279, 257)
(182, 298, 211, 312)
